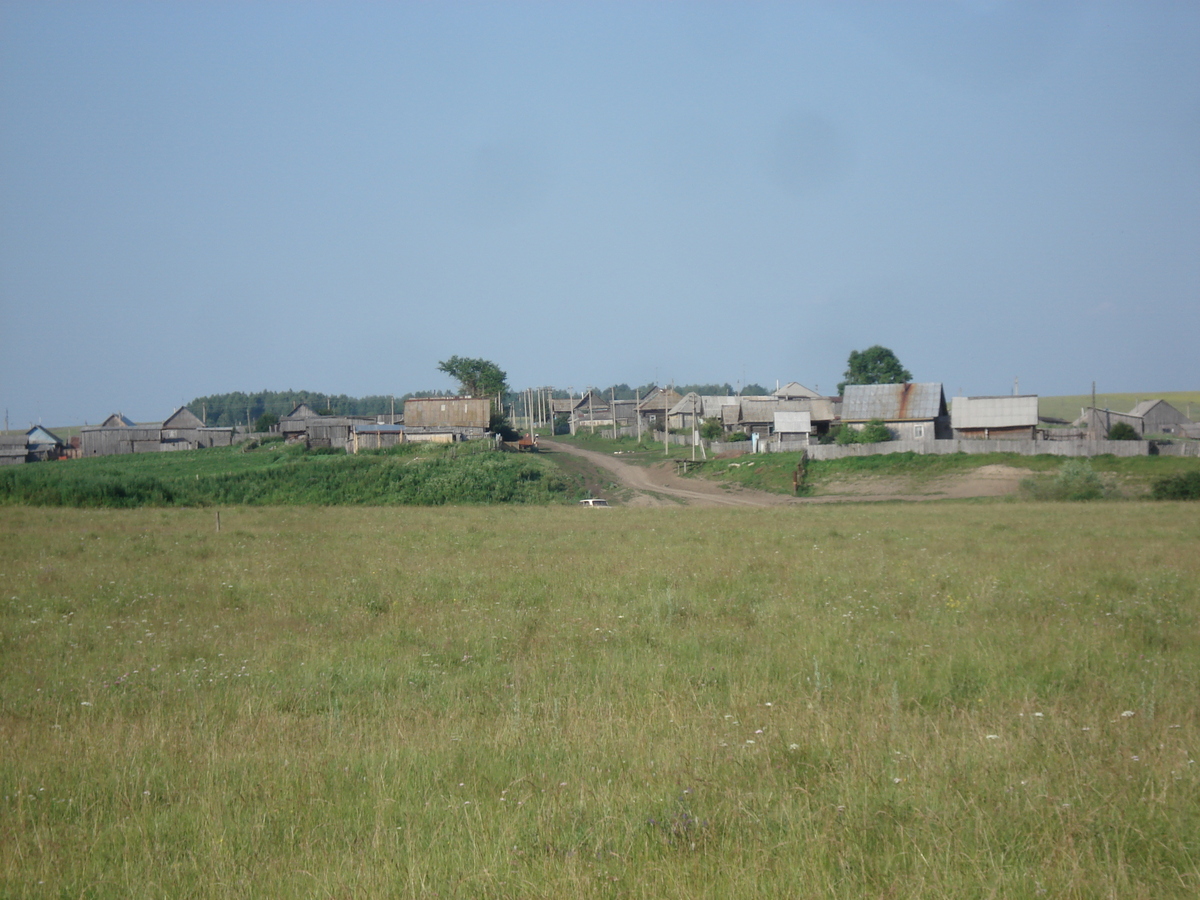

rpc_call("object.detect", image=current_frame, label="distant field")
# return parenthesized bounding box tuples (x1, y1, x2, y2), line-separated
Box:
(2, 503, 1197, 897)
(1038, 391, 1200, 424)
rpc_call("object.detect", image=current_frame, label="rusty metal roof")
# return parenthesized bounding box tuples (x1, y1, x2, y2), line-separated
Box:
(842, 383, 946, 421)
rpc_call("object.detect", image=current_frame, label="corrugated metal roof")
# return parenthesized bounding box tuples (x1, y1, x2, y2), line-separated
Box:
(950, 395, 1038, 430)
(842, 383, 946, 421)
(668, 393, 739, 417)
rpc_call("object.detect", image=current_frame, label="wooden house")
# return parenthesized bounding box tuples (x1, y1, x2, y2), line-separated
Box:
(636, 387, 682, 433)
(950, 396, 1039, 440)
(24, 426, 66, 461)
(841, 383, 950, 441)
(667, 393, 740, 430)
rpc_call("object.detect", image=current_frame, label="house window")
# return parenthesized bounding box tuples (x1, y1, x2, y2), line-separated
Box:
(914, 424, 925, 439)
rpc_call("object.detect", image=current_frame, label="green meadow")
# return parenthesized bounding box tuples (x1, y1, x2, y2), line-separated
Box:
(2, 502, 1198, 897)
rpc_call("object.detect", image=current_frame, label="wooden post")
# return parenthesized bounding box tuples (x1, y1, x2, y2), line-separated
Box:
(215, 510, 221, 533)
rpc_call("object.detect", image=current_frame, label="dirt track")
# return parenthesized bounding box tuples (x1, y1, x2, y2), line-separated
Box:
(540, 439, 793, 507)
(540, 440, 1031, 507)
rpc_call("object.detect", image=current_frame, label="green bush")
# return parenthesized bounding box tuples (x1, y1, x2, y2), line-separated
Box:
(835, 419, 892, 445)
(1150, 470, 1200, 500)
(726, 431, 750, 443)
(1021, 459, 1114, 501)
(699, 418, 724, 441)
(1107, 421, 1140, 441)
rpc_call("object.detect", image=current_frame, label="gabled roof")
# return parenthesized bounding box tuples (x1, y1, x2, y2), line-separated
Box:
(101, 413, 135, 427)
(637, 387, 682, 411)
(842, 383, 947, 421)
(951, 395, 1039, 430)
(284, 403, 318, 419)
(1128, 399, 1190, 421)
(25, 425, 64, 445)
(773, 382, 821, 400)
(163, 407, 204, 429)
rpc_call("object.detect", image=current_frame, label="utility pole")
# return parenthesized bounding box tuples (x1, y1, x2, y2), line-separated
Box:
(611, 387, 617, 440)
(1091, 381, 1097, 440)
(635, 389, 641, 443)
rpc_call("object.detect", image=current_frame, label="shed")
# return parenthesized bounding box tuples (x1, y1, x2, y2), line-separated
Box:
(403, 397, 490, 439)
(352, 423, 405, 452)
(774, 410, 812, 440)
(1128, 400, 1193, 436)
(0, 434, 27, 465)
(951, 396, 1039, 440)
(841, 383, 950, 441)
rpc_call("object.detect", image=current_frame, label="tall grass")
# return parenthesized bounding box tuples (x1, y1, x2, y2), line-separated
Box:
(0, 441, 572, 507)
(2, 503, 1198, 896)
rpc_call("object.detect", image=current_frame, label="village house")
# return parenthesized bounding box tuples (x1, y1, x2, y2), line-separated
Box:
(636, 387, 682, 434)
(772, 382, 822, 400)
(667, 393, 740, 431)
(950, 395, 1039, 440)
(841, 383, 951, 441)
(23, 426, 67, 461)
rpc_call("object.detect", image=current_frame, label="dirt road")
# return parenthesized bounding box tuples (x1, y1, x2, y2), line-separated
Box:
(540, 439, 797, 508)
(540, 440, 1031, 507)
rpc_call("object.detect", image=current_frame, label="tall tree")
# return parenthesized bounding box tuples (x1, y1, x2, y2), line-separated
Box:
(837, 346, 913, 394)
(437, 356, 508, 400)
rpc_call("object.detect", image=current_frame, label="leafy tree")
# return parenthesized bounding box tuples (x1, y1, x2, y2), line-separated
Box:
(742, 383, 769, 396)
(1107, 422, 1140, 441)
(700, 418, 724, 440)
(489, 412, 520, 441)
(837, 346, 913, 394)
(253, 413, 279, 433)
(437, 356, 508, 401)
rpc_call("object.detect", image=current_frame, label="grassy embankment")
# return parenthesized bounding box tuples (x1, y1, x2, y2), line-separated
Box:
(0, 439, 574, 507)
(2, 503, 1198, 897)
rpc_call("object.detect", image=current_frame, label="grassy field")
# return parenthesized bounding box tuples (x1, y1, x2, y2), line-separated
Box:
(2, 502, 1198, 897)
(1037, 392, 1200, 425)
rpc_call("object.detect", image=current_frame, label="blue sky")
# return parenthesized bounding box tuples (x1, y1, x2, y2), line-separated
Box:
(2, 1, 1197, 427)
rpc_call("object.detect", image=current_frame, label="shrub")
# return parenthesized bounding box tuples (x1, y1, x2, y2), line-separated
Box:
(858, 419, 893, 443)
(726, 431, 750, 443)
(1150, 470, 1200, 500)
(1021, 459, 1114, 501)
(1107, 422, 1140, 441)
(835, 419, 892, 445)
(699, 418, 724, 441)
